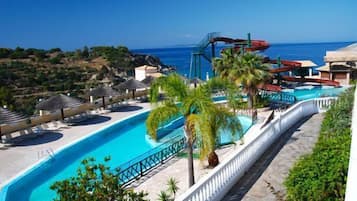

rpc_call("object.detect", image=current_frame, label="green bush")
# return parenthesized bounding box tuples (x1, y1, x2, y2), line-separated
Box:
(284, 87, 354, 201)
(0, 48, 12, 58)
(51, 157, 148, 201)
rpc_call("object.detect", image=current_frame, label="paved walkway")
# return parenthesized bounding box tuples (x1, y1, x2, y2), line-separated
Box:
(222, 113, 324, 201)
(0, 102, 151, 187)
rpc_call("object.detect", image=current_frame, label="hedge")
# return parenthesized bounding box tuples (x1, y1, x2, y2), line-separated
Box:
(284, 87, 355, 201)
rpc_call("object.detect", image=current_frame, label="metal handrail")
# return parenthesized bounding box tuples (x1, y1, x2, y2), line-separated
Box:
(118, 135, 185, 185)
(261, 91, 297, 104)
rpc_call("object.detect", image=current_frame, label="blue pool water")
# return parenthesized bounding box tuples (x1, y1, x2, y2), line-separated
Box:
(283, 86, 347, 101)
(1, 111, 252, 201)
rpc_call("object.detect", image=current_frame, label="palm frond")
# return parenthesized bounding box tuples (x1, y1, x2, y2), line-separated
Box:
(146, 103, 180, 140)
(149, 73, 188, 103)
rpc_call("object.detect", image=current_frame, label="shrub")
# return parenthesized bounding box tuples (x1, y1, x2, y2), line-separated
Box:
(50, 157, 148, 201)
(0, 48, 13, 58)
(284, 87, 355, 201)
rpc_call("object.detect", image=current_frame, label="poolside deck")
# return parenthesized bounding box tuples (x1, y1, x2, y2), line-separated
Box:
(222, 113, 324, 201)
(0, 102, 151, 187)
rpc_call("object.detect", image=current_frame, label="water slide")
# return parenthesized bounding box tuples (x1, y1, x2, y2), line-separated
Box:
(268, 59, 302, 73)
(210, 36, 270, 51)
(193, 33, 340, 88)
(281, 76, 340, 86)
(267, 59, 340, 86)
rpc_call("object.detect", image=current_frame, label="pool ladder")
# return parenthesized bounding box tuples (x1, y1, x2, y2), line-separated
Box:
(37, 148, 55, 160)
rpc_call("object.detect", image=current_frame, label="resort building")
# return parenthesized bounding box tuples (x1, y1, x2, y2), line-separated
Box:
(318, 43, 357, 85)
(134, 65, 163, 81)
(292, 60, 317, 77)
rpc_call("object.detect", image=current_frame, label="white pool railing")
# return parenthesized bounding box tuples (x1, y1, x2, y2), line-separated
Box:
(177, 97, 337, 201)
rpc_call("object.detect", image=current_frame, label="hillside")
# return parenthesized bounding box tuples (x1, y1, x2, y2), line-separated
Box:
(0, 46, 173, 114)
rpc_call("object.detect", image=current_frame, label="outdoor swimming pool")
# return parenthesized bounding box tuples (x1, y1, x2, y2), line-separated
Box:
(0, 110, 252, 201)
(283, 85, 347, 100)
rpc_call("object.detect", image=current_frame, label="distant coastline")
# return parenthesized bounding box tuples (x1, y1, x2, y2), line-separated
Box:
(132, 41, 356, 51)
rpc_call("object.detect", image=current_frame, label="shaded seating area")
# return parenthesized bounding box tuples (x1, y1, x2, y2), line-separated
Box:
(0, 88, 152, 144)
(88, 86, 121, 109)
(114, 79, 149, 101)
(0, 107, 28, 143)
(36, 94, 82, 121)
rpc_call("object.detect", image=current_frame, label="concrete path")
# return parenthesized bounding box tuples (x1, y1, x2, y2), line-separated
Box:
(222, 113, 324, 201)
(0, 102, 151, 187)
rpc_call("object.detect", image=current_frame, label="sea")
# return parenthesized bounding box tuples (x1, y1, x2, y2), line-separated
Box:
(133, 42, 354, 79)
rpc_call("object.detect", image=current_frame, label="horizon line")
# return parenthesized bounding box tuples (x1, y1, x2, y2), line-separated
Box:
(0, 40, 355, 52)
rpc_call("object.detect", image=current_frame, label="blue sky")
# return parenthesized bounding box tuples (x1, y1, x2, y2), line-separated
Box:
(0, 0, 356, 50)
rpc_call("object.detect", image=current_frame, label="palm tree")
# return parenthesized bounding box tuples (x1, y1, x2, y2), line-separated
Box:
(167, 177, 179, 199)
(199, 78, 244, 166)
(146, 73, 214, 187)
(157, 191, 171, 201)
(213, 50, 271, 108)
(197, 105, 243, 167)
(146, 74, 242, 186)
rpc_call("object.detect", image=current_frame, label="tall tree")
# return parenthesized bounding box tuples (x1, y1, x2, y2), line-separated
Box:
(146, 74, 242, 186)
(146, 73, 211, 187)
(213, 50, 271, 108)
(197, 105, 242, 167)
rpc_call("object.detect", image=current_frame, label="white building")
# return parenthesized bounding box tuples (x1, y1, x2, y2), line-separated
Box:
(134, 65, 163, 81)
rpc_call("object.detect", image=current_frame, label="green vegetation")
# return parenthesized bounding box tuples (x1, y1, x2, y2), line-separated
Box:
(50, 157, 148, 201)
(146, 74, 242, 187)
(0, 45, 165, 115)
(0, 87, 15, 110)
(213, 50, 271, 108)
(284, 87, 355, 201)
(254, 94, 270, 108)
(157, 177, 179, 201)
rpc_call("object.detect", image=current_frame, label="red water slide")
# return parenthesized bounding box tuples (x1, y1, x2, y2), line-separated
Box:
(268, 59, 302, 73)
(268, 60, 340, 86)
(281, 76, 340, 86)
(210, 37, 270, 51)
(211, 36, 340, 87)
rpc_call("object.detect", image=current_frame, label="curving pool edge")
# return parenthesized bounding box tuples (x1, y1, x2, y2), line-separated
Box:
(0, 108, 151, 201)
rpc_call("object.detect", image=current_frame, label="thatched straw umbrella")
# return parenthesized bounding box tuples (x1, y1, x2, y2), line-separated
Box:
(36, 94, 82, 120)
(141, 76, 156, 85)
(114, 79, 148, 99)
(88, 86, 120, 108)
(0, 107, 27, 135)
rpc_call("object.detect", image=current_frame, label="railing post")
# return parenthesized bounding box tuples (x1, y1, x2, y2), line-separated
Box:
(161, 150, 165, 164)
(140, 161, 143, 177)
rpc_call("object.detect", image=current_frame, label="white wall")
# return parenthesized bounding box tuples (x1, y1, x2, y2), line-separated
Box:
(177, 98, 336, 201)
